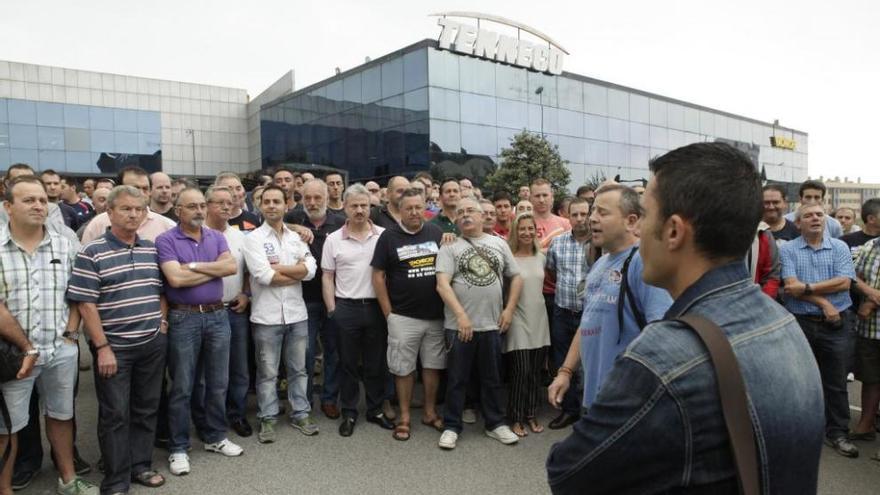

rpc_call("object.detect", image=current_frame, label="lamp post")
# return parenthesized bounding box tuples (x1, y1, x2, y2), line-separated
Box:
(184, 129, 196, 177)
(535, 86, 544, 136)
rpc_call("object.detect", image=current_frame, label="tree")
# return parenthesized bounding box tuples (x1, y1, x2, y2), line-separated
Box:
(484, 131, 571, 197)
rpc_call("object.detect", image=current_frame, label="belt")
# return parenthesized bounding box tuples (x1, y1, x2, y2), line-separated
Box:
(556, 306, 583, 316)
(337, 297, 378, 305)
(170, 302, 225, 313)
(795, 314, 840, 324)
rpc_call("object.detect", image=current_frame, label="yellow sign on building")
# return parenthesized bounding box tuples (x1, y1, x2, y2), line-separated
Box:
(770, 136, 797, 150)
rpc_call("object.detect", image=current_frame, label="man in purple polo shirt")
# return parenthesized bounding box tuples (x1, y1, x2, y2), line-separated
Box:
(155, 187, 240, 476)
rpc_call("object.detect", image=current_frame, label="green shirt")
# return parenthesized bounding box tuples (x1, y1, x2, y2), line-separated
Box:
(430, 213, 459, 235)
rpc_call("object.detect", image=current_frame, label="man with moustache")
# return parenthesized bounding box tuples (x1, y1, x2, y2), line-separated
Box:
(243, 185, 319, 441)
(548, 186, 671, 414)
(285, 179, 346, 419)
(322, 184, 391, 437)
(156, 188, 241, 475)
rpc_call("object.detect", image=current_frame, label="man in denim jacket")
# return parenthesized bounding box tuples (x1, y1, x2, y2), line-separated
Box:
(546, 142, 825, 494)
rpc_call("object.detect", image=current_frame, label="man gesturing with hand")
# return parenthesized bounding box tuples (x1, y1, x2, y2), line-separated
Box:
(435, 197, 522, 450)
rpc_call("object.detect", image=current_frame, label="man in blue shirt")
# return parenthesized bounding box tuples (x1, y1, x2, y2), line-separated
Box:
(783, 179, 843, 238)
(548, 184, 671, 410)
(780, 202, 858, 458)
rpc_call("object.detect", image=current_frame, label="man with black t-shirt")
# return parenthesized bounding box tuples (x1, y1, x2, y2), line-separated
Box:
(325, 173, 345, 216)
(371, 188, 445, 441)
(763, 185, 799, 245)
(215, 172, 261, 232)
(370, 176, 409, 229)
(841, 198, 880, 258)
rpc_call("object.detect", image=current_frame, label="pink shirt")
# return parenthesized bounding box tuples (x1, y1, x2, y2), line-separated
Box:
(535, 214, 571, 294)
(321, 222, 385, 299)
(81, 210, 176, 244)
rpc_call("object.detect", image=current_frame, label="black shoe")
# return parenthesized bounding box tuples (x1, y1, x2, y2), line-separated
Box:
(231, 418, 253, 438)
(73, 450, 91, 475)
(366, 413, 395, 430)
(548, 412, 579, 430)
(825, 436, 859, 458)
(339, 418, 356, 437)
(11, 469, 37, 491)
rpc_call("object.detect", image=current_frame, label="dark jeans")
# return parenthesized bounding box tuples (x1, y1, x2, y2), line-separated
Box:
(167, 308, 231, 453)
(193, 308, 252, 425)
(334, 299, 388, 420)
(92, 334, 166, 495)
(796, 314, 853, 439)
(551, 305, 584, 416)
(443, 329, 506, 434)
(305, 301, 340, 405)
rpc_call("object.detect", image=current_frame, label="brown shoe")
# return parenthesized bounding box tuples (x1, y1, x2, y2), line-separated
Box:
(321, 403, 340, 419)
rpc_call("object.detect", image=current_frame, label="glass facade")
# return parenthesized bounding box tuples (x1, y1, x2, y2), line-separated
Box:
(260, 40, 807, 185)
(0, 98, 162, 174)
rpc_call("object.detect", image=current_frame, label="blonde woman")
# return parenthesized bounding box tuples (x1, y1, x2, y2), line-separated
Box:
(504, 212, 551, 436)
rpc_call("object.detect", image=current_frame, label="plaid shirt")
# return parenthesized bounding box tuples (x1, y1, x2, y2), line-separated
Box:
(546, 232, 592, 312)
(855, 238, 880, 339)
(0, 225, 79, 363)
(779, 235, 854, 315)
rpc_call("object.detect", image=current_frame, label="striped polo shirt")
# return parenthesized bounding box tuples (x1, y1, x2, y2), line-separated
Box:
(67, 230, 164, 348)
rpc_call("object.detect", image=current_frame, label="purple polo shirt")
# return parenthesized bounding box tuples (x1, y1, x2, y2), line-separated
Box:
(156, 225, 229, 305)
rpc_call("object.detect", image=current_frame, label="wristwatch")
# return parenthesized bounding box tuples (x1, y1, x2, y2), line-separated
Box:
(188, 262, 197, 270)
(804, 283, 813, 295)
(24, 348, 39, 357)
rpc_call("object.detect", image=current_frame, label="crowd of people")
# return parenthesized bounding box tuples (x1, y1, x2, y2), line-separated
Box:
(0, 141, 878, 494)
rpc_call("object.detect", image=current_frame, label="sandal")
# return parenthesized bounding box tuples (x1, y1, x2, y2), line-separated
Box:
(528, 418, 544, 434)
(512, 422, 529, 437)
(132, 470, 165, 488)
(421, 416, 444, 431)
(393, 421, 411, 441)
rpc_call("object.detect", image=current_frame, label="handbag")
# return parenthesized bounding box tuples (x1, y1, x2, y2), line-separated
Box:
(674, 314, 760, 495)
(0, 337, 24, 384)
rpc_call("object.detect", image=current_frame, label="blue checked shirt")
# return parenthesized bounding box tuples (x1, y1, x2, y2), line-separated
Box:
(546, 232, 592, 312)
(0, 225, 79, 364)
(854, 238, 880, 339)
(780, 235, 854, 315)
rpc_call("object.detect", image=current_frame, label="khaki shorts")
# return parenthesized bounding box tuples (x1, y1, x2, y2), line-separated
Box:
(855, 337, 880, 385)
(386, 313, 446, 376)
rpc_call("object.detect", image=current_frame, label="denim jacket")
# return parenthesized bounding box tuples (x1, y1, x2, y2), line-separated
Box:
(546, 262, 824, 494)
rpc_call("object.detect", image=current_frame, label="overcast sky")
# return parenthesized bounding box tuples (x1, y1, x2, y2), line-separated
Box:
(3, 0, 877, 181)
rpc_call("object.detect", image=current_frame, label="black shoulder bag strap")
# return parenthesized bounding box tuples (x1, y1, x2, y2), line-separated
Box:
(463, 237, 503, 286)
(617, 246, 647, 343)
(0, 391, 11, 471)
(674, 314, 760, 495)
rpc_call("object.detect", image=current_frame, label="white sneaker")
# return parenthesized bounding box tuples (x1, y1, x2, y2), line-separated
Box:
(168, 453, 191, 476)
(438, 430, 458, 450)
(462, 408, 477, 424)
(847, 372, 855, 382)
(204, 438, 244, 457)
(486, 425, 519, 445)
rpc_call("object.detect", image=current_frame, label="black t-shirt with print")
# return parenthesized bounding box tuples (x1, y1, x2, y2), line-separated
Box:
(370, 223, 444, 320)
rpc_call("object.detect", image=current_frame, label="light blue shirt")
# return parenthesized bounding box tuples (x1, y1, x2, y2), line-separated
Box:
(578, 246, 672, 408)
(784, 212, 843, 239)
(779, 235, 854, 315)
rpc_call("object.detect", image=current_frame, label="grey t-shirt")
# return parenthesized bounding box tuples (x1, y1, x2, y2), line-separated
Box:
(436, 234, 520, 332)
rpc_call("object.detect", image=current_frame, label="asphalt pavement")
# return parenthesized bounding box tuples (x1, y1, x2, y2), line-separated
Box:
(15, 347, 880, 495)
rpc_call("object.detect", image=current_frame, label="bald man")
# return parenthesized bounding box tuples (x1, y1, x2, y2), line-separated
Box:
(370, 176, 410, 230)
(150, 172, 177, 222)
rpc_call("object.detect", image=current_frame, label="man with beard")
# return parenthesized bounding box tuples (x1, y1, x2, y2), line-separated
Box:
(285, 179, 345, 419)
(243, 185, 319, 441)
(762, 185, 799, 245)
(156, 188, 242, 475)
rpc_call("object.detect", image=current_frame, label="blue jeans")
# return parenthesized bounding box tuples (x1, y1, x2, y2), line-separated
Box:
(552, 305, 583, 415)
(167, 308, 231, 453)
(253, 321, 310, 421)
(443, 330, 506, 434)
(796, 314, 854, 439)
(305, 302, 340, 405)
(225, 309, 251, 421)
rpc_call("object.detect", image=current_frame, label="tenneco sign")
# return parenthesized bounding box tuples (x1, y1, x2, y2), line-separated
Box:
(431, 12, 568, 75)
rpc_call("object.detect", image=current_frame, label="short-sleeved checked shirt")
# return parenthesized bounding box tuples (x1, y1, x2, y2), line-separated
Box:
(546, 232, 591, 312)
(0, 225, 78, 364)
(779, 235, 854, 315)
(854, 238, 880, 339)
